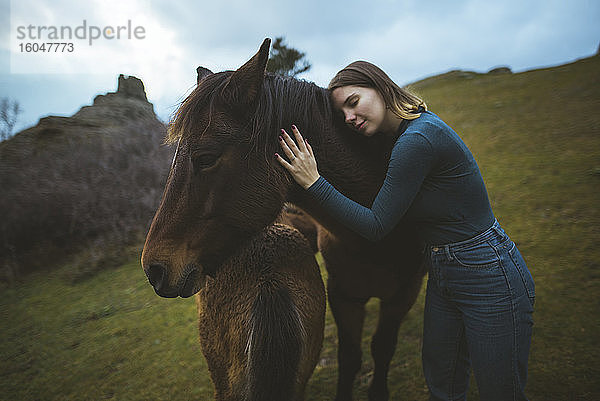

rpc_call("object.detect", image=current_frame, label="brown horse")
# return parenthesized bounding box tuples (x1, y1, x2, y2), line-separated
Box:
(277, 203, 319, 253)
(196, 223, 325, 401)
(141, 38, 425, 401)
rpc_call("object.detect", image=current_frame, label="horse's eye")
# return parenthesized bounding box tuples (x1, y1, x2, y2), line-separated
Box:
(192, 153, 220, 172)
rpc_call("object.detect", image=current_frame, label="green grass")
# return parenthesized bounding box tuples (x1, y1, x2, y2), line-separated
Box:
(0, 261, 209, 400)
(2, 55, 599, 400)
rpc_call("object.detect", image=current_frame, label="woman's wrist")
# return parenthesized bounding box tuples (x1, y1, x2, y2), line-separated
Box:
(303, 175, 320, 190)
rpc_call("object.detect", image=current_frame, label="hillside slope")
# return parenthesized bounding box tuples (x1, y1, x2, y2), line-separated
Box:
(409, 54, 599, 249)
(409, 54, 600, 399)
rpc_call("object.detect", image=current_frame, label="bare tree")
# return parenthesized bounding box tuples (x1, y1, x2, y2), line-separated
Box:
(0, 97, 22, 141)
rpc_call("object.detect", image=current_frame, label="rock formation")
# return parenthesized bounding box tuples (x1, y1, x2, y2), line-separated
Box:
(0, 74, 172, 281)
(488, 66, 512, 75)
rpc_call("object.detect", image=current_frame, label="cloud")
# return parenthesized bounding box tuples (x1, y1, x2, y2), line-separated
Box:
(3, 0, 599, 131)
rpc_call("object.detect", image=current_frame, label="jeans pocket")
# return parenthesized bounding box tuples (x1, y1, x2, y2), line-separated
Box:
(508, 242, 535, 302)
(451, 241, 500, 268)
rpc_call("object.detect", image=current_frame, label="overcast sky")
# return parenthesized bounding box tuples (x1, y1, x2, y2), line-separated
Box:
(1, 0, 599, 133)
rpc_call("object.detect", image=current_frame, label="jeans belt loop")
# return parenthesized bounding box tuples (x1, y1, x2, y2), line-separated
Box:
(444, 245, 453, 261)
(492, 223, 505, 240)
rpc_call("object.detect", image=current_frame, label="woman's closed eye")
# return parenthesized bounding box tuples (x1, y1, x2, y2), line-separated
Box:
(345, 94, 359, 107)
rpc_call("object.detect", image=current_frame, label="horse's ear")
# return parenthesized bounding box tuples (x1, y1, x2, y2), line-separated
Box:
(223, 38, 271, 105)
(197, 66, 213, 85)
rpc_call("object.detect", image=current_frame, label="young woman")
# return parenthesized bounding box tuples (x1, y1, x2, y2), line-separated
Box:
(275, 61, 535, 401)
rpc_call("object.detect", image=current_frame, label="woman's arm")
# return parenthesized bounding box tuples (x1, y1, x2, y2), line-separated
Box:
(276, 126, 435, 241)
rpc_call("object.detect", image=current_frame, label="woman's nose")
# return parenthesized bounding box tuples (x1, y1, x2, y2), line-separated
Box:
(344, 112, 355, 123)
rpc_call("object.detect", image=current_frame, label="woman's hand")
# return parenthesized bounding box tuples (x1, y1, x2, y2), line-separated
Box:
(275, 125, 320, 190)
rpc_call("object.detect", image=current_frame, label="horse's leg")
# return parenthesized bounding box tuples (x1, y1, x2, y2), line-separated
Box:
(367, 300, 404, 401)
(368, 270, 424, 401)
(328, 280, 368, 401)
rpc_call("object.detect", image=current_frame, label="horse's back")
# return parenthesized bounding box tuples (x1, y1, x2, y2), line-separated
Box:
(276, 203, 319, 253)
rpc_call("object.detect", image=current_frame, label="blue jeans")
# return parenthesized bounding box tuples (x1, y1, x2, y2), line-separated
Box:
(422, 219, 534, 401)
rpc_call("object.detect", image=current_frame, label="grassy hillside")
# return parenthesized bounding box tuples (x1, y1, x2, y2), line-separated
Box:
(1, 55, 599, 400)
(408, 54, 600, 399)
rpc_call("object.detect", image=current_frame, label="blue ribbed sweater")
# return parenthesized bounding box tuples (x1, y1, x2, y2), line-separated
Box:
(306, 111, 495, 244)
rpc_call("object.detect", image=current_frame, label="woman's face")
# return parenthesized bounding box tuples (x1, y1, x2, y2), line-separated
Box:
(331, 85, 389, 137)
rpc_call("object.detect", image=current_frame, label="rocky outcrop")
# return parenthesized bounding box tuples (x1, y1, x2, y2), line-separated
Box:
(0, 74, 173, 281)
(72, 74, 155, 124)
(117, 74, 148, 101)
(488, 66, 512, 75)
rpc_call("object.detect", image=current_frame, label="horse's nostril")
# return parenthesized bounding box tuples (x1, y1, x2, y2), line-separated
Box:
(147, 263, 166, 290)
(180, 268, 200, 298)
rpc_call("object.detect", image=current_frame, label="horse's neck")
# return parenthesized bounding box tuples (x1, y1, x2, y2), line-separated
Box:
(288, 121, 394, 214)
(273, 84, 395, 219)
(325, 127, 392, 194)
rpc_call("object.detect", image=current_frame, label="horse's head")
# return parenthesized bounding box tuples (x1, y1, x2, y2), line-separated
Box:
(141, 38, 291, 298)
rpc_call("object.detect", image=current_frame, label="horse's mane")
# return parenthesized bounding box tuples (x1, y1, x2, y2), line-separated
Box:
(166, 70, 231, 145)
(167, 72, 334, 160)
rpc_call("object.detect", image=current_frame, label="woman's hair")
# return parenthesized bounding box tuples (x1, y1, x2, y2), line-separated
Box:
(328, 61, 427, 120)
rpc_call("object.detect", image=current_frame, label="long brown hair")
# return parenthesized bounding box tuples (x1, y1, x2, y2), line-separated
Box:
(328, 61, 427, 120)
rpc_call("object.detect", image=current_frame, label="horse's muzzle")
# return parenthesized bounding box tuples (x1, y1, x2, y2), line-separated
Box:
(145, 263, 202, 298)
